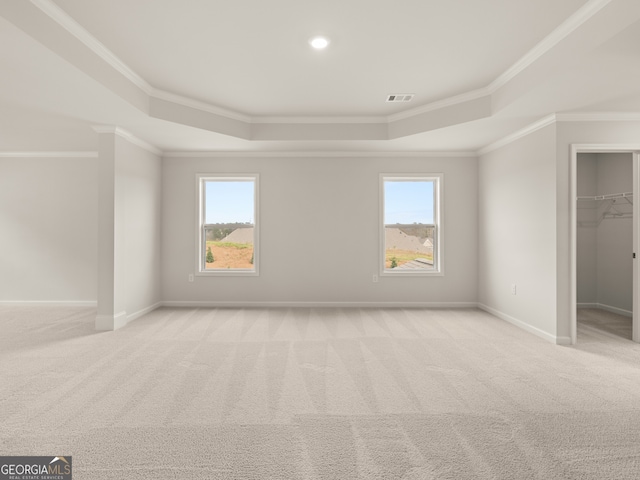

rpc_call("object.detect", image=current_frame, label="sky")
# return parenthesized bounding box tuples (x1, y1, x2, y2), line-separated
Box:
(384, 180, 434, 224)
(205, 181, 255, 224)
(205, 179, 433, 225)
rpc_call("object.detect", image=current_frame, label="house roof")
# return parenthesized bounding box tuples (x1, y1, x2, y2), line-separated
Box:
(220, 227, 254, 245)
(385, 228, 432, 255)
(394, 258, 433, 270)
(1, 0, 639, 153)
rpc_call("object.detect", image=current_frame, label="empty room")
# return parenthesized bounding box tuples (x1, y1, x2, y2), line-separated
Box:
(2, 1, 640, 478)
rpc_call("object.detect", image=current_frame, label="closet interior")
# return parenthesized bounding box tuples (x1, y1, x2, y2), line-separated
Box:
(576, 152, 633, 340)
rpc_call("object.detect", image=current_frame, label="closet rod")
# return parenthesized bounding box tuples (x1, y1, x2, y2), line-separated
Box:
(576, 191, 633, 201)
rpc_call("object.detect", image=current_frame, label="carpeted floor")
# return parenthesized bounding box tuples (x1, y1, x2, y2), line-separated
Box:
(1, 306, 639, 479)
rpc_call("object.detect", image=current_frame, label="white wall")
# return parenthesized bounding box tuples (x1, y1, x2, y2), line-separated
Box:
(0, 156, 97, 303)
(162, 155, 478, 306)
(118, 138, 163, 318)
(478, 124, 558, 341)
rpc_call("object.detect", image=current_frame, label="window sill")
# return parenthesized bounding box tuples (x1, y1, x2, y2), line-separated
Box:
(381, 269, 443, 277)
(196, 269, 259, 277)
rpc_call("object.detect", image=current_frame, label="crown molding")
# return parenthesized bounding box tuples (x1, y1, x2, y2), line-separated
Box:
(92, 125, 162, 156)
(477, 114, 557, 155)
(253, 116, 388, 124)
(477, 110, 640, 155)
(0, 151, 97, 158)
(31, 0, 152, 95)
(150, 89, 251, 123)
(488, 0, 612, 93)
(163, 150, 476, 158)
(556, 112, 640, 122)
(388, 88, 490, 122)
(28, 0, 624, 140)
(91, 125, 119, 134)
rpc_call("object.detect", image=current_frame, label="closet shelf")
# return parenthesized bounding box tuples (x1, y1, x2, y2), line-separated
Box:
(577, 192, 633, 202)
(576, 192, 633, 228)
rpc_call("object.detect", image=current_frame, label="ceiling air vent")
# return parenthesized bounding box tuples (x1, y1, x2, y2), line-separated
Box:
(387, 94, 414, 103)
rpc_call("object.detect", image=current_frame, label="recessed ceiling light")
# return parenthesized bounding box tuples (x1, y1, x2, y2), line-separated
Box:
(309, 36, 330, 50)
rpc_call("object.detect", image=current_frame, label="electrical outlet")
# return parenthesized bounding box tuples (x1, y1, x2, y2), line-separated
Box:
(510, 284, 517, 295)
(373, 274, 379, 283)
(188, 274, 194, 283)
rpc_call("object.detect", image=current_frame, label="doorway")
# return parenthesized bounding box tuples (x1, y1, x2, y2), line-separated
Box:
(570, 146, 640, 345)
(576, 152, 633, 341)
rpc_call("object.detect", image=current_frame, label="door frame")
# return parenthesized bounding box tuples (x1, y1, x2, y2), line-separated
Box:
(570, 144, 640, 344)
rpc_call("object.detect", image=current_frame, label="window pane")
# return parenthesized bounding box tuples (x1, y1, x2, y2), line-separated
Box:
(384, 179, 436, 271)
(203, 180, 255, 271)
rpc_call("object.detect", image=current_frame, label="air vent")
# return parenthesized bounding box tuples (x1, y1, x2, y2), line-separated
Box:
(387, 94, 414, 103)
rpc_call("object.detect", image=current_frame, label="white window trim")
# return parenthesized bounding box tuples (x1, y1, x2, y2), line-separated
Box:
(196, 173, 259, 276)
(379, 173, 444, 277)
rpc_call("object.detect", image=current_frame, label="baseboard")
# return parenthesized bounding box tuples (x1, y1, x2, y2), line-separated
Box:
(0, 301, 579, 345)
(95, 302, 162, 330)
(0, 300, 97, 307)
(477, 303, 561, 344)
(555, 335, 573, 345)
(95, 311, 128, 331)
(577, 302, 632, 317)
(127, 302, 162, 322)
(0, 300, 478, 309)
(595, 303, 632, 318)
(161, 300, 479, 309)
(577, 302, 598, 309)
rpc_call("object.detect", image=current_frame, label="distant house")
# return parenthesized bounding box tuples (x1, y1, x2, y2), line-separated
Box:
(385, 227, 432, 254)
(220, 227, 254, 244)
(384, 227, 434, 270)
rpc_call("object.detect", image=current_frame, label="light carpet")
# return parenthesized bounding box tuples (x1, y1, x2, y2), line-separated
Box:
(1, 306, 639, 479)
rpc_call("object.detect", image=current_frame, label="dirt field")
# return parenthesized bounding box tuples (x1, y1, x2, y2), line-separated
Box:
(205, 242, 254, 269)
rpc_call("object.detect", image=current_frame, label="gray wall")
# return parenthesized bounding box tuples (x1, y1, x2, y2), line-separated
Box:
(0, 156, 97, 303)
(577, 152, 633, 313)
(119, 139, 163, 317)
(478, 124, 558, 340)
(0, 137, 162, 319)
(161, 155, 478, 305)
(576, 153, 598, 304)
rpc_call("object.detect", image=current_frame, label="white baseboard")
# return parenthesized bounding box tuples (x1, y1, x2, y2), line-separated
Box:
(95, 311, 128, 331)
(595, 303, 632, 317)
(161, 301, 479, 309)
(577, 302, 598, 309)
(577, 302, 632, 317)
(555, 335, 573, 345)
(0, 300, 97, 307)
(95, 302, 162, 330)
(127, 302, 162, 322)
(2, 301, 578, 345)
(477, 303, 562, 344)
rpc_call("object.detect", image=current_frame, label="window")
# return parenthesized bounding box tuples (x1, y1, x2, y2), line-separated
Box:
(380, 174, 442, 275)
(197, 174, 258, 275)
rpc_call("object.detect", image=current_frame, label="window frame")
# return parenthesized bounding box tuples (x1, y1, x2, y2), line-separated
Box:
(379, 173, 443, 277)
(196, 173, 259, 276)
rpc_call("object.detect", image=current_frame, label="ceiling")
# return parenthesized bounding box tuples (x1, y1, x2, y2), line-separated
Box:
(1, 0, 639, 153)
